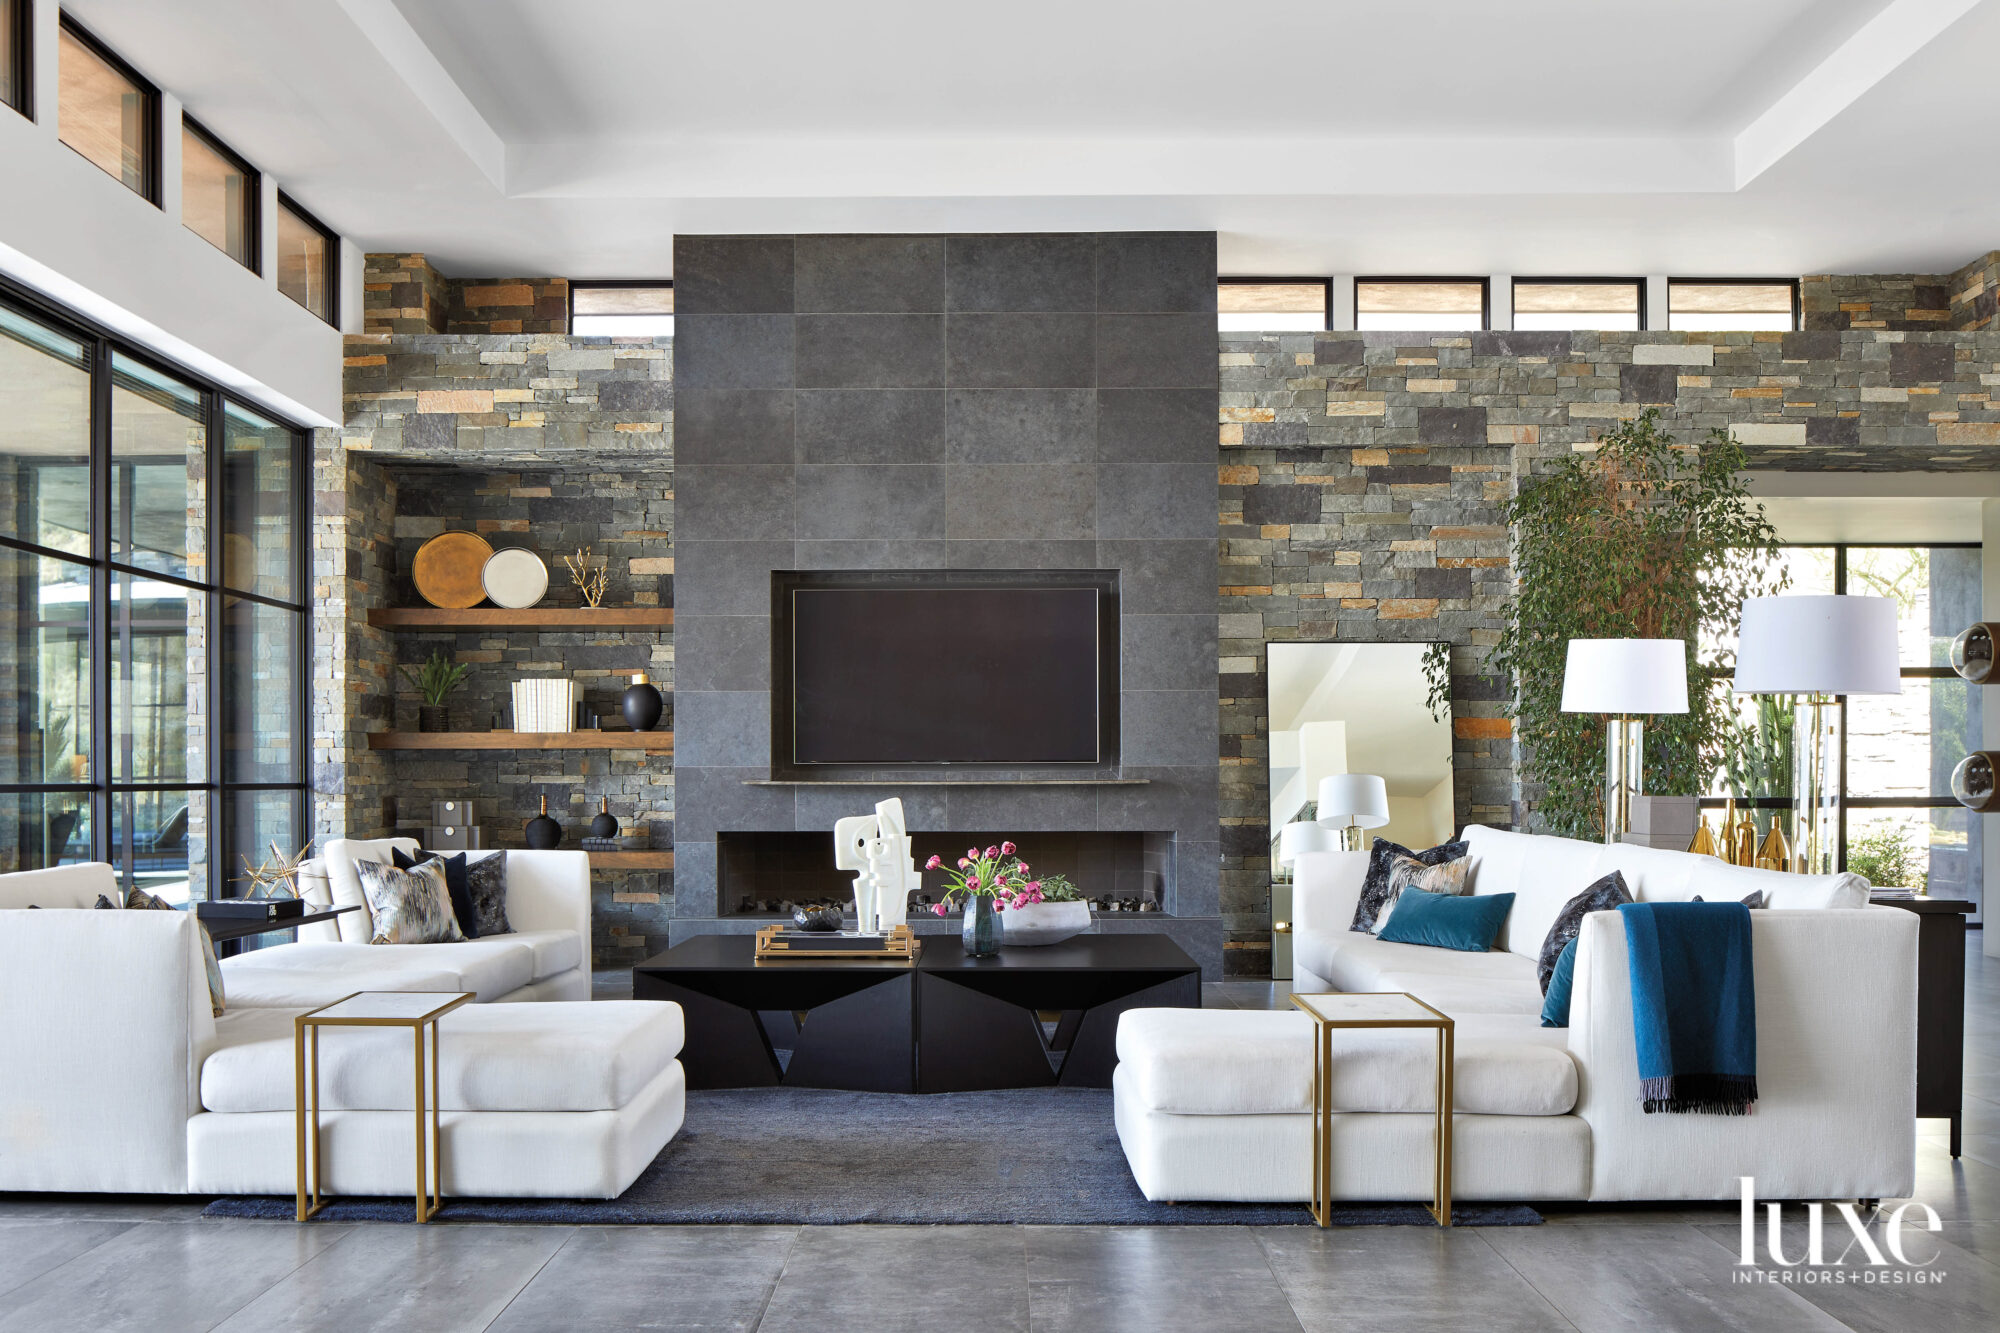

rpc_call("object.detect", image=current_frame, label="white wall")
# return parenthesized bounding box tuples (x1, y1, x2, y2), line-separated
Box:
(0, 8, 342, 425)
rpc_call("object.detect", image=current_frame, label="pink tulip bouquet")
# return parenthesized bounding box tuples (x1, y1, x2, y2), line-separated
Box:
(924, 841, 1043, 916)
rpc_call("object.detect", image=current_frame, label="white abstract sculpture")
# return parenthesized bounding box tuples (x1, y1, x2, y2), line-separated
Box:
(832, 798, 916, 933)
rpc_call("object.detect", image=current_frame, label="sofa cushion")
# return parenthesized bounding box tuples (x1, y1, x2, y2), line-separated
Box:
(1350, 836, 1467, 934)
(219, 953, 464, 1008)
(201, 1001, 683, 1113)
(1460, 824, 1607, 957)
(464, 851, 512, 936)
(356, 859, 465, 946)
(125, 888, 224, 1017)
(1114, 1009, 1576, 1116)
(1687, 858, 1868, 910)
(392, 848, 478, 939)
(1370, 854, 1472, 935)
(506, 929, 584, 981)
(323, 837, 422, 943)
(221, 938, 535, 1002)
(1537, 871, 1632, 994)
(1378, 889, 1514, 952)
(1594, 840, 1705, 902)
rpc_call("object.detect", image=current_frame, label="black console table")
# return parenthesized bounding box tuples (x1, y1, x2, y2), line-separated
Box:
(1872, 895, 1973, 1156)
(635, 933, 1200, 1093)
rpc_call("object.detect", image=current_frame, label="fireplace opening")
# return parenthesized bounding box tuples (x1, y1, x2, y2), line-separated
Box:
(717, 830, 1173, 919)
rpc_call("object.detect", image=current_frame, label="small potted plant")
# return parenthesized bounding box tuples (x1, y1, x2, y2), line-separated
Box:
(998, 870, 1094, 946)
(399, 649, 470, 733)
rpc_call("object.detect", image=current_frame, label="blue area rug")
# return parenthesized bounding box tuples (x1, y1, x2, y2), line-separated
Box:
(201, 1087, 1541, 1227)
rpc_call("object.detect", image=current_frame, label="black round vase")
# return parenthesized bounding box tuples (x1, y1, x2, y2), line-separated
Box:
(525, 795, 564, 850)
(590, 798, 619, 840)
(418, 705, 448, 733)
(622, 673, 664, 732)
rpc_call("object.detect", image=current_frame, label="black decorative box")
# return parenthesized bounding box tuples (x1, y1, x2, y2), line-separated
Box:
(197, 898, 307, 922)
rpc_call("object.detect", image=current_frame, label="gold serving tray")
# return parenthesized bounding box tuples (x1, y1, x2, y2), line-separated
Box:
(754, 923, 918, 963)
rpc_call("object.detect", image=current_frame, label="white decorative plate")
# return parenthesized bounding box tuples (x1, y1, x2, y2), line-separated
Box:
(481, 547, 549, 609)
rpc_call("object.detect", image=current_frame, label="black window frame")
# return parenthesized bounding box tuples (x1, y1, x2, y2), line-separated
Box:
(1666, 276, 1801, 332)
(567, 279, 674, 335)
(1354, 276, 1491, 330)
(1700, 541, 1981, 894)
(180, 112, 260, 275)
(1511, 276, 1649, 331)
(3, 0, 31, 120)
(56, 13, 160, 206)
(273, 191, 338, 327)
(1217, 276, 1333, 331)
(0, 272, 310, 903)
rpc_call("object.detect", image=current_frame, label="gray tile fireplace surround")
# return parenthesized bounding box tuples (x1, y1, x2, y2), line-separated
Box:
(670, 232, 1223, 977)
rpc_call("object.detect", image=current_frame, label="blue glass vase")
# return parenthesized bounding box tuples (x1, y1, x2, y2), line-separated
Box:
(962, 894, 1002, 957)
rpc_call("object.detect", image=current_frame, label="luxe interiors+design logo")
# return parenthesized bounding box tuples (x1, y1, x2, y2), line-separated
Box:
(1735, 1177, 1947, 1285)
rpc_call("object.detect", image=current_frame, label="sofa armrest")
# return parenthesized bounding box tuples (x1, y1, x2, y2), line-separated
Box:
(1288, 850, 1370, 987)
(0, 909, 211, 1192)
(497, 850, 593, 982)
(1567, 904, 1917, 1201)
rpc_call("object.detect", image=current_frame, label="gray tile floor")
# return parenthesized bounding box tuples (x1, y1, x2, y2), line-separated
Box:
(3, 941, 1992, 1332)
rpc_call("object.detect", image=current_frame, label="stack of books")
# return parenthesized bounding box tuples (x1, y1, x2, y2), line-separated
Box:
(511, 679, 577, 733)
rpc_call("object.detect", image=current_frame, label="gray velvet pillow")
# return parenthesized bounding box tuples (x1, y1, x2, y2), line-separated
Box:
(465, 851, 512, 936)
(1537, 870, 1632, 995)
(1693, 891, 1765, 909)
(1349, 836, 1468, 934)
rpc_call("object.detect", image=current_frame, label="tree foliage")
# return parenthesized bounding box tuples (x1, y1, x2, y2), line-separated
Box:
(1491, 410, 1785, 838)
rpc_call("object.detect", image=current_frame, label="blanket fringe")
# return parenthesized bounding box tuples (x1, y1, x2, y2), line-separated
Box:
(1639, 1073, 1757, 1116)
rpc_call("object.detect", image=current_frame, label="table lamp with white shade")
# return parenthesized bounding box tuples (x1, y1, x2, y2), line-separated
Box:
(1734, 595, 1901, 875)
(1560, 639, 1690, 844)
(1316, 774, 1390, 851)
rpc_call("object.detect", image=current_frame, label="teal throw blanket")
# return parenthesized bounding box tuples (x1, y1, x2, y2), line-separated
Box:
(1617, 901, 1758, 1115)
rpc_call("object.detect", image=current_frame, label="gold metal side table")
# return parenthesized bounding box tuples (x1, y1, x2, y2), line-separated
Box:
(295, 990, 474, 1223)
(1290, 991, 1455, 1226)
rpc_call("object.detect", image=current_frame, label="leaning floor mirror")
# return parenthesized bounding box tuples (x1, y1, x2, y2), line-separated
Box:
(1267, 642, 1455, 882)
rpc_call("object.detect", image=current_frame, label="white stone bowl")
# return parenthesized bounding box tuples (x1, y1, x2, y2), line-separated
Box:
(999, 900, 1093, 947)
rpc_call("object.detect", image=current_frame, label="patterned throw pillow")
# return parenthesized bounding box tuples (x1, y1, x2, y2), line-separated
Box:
(356, 858, 466, 946)
(1536, 871, 1633, 995)
(1692, 891, 1765, 909)
(1349, 836, 1469, 934)
(464, 851, 511, 937)
(392, 848, 477, 939)
(124, 887, 225, 1017)
(1371, 854, 1472, 935)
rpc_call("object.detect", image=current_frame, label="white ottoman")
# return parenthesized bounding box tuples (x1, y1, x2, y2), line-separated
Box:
(1112, 1008, 1591, 1203)
(186, 1001, 685, 1198)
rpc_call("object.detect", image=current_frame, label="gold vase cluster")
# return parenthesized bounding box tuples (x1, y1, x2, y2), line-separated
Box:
(1687, 799, 1799, 872)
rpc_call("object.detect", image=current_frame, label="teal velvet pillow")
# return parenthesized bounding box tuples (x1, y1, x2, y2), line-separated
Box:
(1540, 936, 1578, 1028)
(1376, 888, 1514, 952)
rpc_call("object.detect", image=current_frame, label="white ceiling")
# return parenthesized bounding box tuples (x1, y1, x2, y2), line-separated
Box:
(61, 0, 2000, 279)
(1268, 643, 1451, 797)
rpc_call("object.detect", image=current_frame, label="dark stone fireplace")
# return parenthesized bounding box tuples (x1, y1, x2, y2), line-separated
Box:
(670, 232, 1222, 975)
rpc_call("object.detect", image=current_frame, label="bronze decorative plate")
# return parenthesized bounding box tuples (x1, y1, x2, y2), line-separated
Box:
(412, 531, 494, 609)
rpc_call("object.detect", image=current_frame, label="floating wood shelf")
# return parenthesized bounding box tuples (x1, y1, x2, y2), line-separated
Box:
(588, 851, 675, 870)
(366, 608, 674, 630)
(368, 730, 674, 752)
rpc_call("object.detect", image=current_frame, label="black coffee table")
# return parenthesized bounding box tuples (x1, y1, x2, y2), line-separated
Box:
(634, 933, 1200, 1093)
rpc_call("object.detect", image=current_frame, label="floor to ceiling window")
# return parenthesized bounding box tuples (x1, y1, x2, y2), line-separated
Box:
(1706, 543, 1983, 921)
(0, 279, 306, 904)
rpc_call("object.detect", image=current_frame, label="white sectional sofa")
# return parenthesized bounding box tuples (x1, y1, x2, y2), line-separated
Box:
(0, 860, 683, 1198)
(218, 837, 593, 1007)
(1115, 824, 1920, 1204)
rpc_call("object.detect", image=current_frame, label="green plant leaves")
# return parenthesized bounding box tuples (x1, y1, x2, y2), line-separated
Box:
(398, 649, 470, 707)
(1490, 409, 1785, 838)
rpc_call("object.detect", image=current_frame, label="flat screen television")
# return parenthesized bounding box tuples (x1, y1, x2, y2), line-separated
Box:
(783, 580, 1113, 767)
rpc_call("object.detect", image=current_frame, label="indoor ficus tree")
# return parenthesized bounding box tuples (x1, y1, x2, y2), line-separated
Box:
(1491, 409, 1785, 838)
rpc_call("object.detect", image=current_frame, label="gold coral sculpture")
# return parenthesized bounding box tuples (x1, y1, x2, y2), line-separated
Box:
(564, 547, 609, 609)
